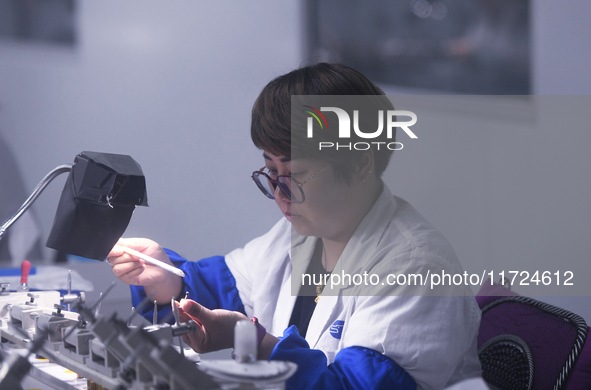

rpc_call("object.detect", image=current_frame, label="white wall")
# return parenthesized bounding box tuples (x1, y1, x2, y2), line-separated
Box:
(0, 0, 302, 260)
(0, 1, 590, 320)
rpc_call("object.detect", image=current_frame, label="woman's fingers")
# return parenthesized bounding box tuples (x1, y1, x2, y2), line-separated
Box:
(111, 262, 145, 285)
(178, 299, 247, 352)
(178, 301, 209, 352)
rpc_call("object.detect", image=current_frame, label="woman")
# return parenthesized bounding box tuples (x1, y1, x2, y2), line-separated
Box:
(108, 63, 481, 389)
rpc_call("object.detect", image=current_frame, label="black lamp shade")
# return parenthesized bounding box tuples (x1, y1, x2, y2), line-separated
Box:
(46, 151, 148, 260)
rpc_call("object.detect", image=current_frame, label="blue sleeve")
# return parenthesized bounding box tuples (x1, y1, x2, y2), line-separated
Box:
(270, 326, 416, 390)
(130, 249, 245, 324)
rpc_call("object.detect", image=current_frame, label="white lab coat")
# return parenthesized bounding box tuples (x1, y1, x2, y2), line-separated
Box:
(225, 186, 482, 390)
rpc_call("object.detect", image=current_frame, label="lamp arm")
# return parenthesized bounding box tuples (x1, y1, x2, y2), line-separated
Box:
(0, 164, 73, 242)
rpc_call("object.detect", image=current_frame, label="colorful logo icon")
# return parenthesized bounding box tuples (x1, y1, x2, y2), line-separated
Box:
(304, 105, 329, 129)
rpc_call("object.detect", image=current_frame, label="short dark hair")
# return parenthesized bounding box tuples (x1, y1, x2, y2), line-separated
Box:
(251, 63, 395, 181)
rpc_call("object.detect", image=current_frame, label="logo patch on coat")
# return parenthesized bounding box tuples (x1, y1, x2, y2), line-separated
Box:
(329, 320, 345, 339)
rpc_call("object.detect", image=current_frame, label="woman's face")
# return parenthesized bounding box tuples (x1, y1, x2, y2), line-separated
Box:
(262, 151, 360, 240)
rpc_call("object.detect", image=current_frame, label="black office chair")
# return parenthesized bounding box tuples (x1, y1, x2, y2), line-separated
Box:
(476, 285, 590, 390)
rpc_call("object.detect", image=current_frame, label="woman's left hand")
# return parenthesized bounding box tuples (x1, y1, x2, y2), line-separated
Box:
(177, 299, 247, 353)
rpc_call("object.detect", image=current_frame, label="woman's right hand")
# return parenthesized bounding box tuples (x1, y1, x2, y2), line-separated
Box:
(107, 237, 182, 304)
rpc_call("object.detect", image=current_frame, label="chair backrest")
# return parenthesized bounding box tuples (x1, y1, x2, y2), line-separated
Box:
(476, 286, 590, 390)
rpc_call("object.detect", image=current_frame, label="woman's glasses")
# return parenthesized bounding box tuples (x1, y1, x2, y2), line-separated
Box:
(251, 165, 332, 203)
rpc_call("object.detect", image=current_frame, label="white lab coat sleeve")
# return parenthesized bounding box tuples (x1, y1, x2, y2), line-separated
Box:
(342, 293, 481, 390)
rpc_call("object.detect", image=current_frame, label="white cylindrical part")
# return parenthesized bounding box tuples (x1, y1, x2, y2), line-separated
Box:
(234, 319, 257, 363)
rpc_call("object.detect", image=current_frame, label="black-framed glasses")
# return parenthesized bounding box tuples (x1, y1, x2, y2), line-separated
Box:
(251, 165, 332, 203)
